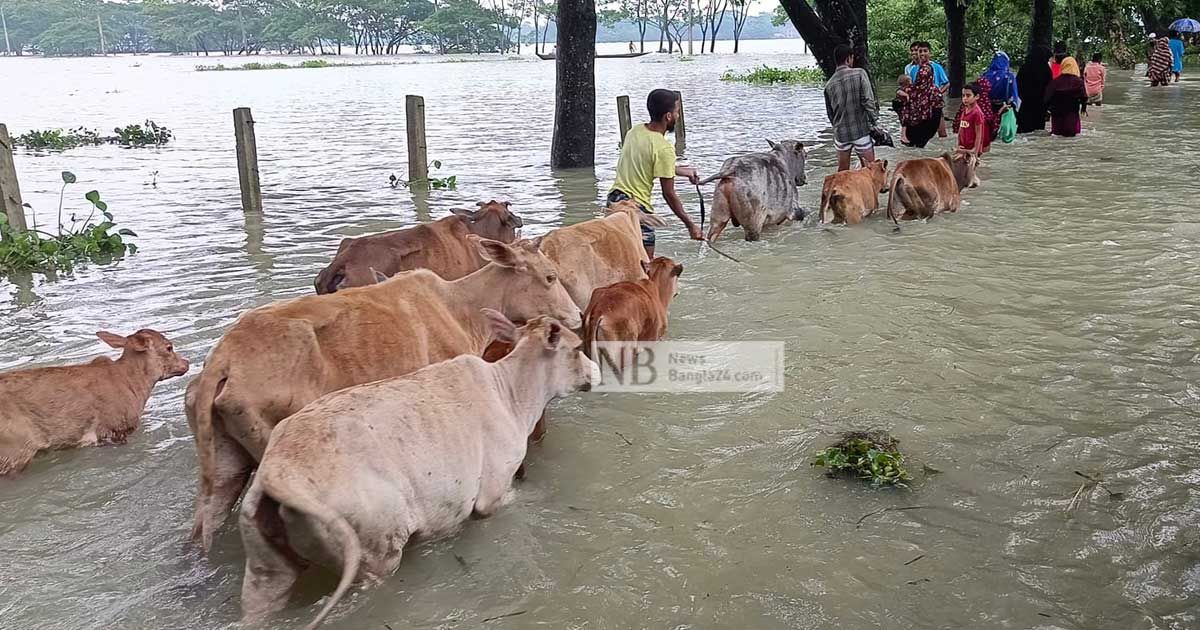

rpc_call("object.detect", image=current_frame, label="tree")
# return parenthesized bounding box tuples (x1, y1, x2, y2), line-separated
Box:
(730, 0, 750, 52)
(550, 0, 596, 169)
(420, 0, 511, 53)
(943, 0, 968, 97)
(776, 0, 870, 77)
(1028, 0, 1053, 60)
(702, 0, 729, 53)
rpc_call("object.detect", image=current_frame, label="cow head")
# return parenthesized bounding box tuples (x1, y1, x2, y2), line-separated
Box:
(867, 159, 890, 193)
(99, 329, 190, 380)
(483, 309, 599, 396)
(767, 139, 807, 187)
(942, 151, 981, 190)
(472, 236, 583, 329)
(641, 256, 684, 301)
(450, 200, 523, 243)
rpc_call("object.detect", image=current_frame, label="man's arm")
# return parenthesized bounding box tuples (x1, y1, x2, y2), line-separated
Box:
(661, 178, 703, 240)
(824, 87, 835, 124)
(972, 118, 985, 157)
(675, 165, 699, 185)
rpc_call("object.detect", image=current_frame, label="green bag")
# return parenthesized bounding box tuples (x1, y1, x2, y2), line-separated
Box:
(999, 108, 1017, 143)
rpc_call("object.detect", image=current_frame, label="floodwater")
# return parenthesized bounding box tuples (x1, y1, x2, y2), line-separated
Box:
(2, 42, 1199, 630)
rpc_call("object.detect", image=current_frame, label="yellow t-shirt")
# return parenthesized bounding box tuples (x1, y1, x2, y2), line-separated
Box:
(611, 124, 676, 213)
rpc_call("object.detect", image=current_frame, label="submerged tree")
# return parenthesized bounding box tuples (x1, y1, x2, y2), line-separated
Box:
(550, 0, 596, 169)
(775, 0, 869, 77)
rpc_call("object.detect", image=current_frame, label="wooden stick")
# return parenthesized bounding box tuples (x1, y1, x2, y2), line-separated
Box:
(617, 95, 632, 147)
(405, 95, 428, 187)
(672, 90, 686, 156)
(0, 123, 27, 232)
(232, 108, 262, 214)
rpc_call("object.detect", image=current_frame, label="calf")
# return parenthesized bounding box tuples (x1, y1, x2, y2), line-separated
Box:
(0, 330, 189, 476)
(886, 152, 980, 222)
(537, 199, 666, 310)
(314, 200, 522, 293)
(186, 238, 580, 550)
(583, 256, 683, 355)
(701, 140, 808, 242)
(238, 313, 598, 629)
(819, 159, 890, 225)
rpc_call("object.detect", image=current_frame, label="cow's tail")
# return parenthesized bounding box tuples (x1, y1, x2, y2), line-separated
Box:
(187, 361, 227, 551)
(584, 314, 604, 359)
(823, 192, 844, 224)
(258, 475, 363, 630)
(696, 170, 731, 186)
(885, 177, 905, 225)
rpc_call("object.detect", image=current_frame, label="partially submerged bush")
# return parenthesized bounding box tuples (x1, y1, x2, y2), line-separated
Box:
(113, 120, 173, 147)
(15, 121, 172, 151)
(812, 430, 911, 487)
(0, 171, 137, 275)
(721, 65, 825, 85)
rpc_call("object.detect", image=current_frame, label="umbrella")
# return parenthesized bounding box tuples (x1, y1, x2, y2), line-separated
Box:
(1169, 18, 1200, 32)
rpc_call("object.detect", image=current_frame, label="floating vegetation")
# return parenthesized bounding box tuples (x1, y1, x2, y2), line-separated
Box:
(15, 121, 173, 151)
(195, 59, 350, 71)
(812, 430, 911, 488)
(721, 65, 826, 85)
(0, 171, 137, 275)
(390, 160, 458, 190)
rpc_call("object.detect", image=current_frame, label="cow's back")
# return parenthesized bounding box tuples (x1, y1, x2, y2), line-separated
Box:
(318, 216, 486, 292)
(541, 213, 647, 309)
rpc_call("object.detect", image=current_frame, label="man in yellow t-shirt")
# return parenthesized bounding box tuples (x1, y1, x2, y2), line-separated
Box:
(607, 89, 703, 258)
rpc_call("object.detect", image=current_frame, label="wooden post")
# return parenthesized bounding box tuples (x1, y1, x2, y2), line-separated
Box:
(617, 95, 632, 147)
(0, 123, 27, 233)
(673, 90, 686, 156)
(405, 95, 428, 186)
(232, 108, 262, 214)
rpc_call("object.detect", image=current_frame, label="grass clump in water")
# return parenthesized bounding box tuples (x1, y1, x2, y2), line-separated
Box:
(812, 430, 911, 488)
(721, 65, 825, 85)
(196, 59, 334, 72)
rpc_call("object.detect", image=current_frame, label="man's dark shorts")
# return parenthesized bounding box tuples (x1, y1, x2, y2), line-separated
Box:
(606, 189, 655, 248)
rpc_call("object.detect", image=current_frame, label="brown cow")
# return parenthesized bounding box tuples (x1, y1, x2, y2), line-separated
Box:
(313, 200, 522, 293)
(582, 256, 684, 354)
(186, 238, 580, 551)
(885, 152, 980, 222)
(819, 159, 890, 225)
(0, 330, 189, 476)
(538, 199, 666, 310)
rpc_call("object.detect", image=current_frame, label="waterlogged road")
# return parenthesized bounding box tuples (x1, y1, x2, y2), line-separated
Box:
(1, 46, 1199, 629)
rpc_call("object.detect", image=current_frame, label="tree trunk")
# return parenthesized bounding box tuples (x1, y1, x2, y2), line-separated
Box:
(551, 0, 596, 168)
(777, 0, 868, 77)
(943, 0, 967, 98)
(1027, 0, 1053, 60)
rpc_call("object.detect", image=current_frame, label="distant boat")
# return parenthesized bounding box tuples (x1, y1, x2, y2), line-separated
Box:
(536, 51, 651, 60)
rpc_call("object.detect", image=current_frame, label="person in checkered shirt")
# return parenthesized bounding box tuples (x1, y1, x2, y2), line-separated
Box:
(823, 44, 879, 171)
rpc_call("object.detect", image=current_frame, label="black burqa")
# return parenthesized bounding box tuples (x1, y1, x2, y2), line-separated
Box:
(1016, 46, 1053, 133)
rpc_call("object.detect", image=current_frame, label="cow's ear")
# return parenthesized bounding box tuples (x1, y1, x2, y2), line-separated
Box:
(766, 139, 779, 150)
(506, 210, 524, 228)
(882, 159, 889, 170)
(794, 142, 804, 153)
(475, 238, 521, 268)
(940, 152, 955, 163)
(450, 207, 478, 221)
(544, 321, 563, 349)
(370, 267, 388, 284)
(671, 263, 684, 277)
(97, 331, 126, 349)
(476, 200, 488, 207)
(481, 308, 518, 344)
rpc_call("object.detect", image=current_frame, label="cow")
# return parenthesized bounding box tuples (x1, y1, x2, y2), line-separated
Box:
(481, 336, 546, 481)
(700, 140, 808, 242)
(313, 200, 523, 294)
(237, 312, 599, 629)
(582, 256, 683, 356)
(885, 152, 981, 222)
(537, 199, 665, 310)
(819, 159, 890, 225)
(0, 330, 189, 476)
(185, 237, 580, 551)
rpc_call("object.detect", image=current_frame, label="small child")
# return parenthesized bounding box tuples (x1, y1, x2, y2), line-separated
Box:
(1084, 52, 1106, 105)
(892, 74, 913, 144)
(957, 81, 989, 156)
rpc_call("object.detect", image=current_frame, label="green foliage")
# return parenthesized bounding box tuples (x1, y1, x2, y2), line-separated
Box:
(14, 128, 104, 151)
(196, 59, 339, 71)
(418, 0, 516, 53)
(389, 160, 458, 190)
(113, 120, 173, 147)
(812, 431, 911, 488)
(0, 178, 137, 275)
(720, 65, 825, 85)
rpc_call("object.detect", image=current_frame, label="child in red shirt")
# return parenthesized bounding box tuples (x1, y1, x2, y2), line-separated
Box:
(957, 81, 990, 155)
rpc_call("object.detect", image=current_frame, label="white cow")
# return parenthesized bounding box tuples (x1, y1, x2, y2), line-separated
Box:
(238, 312, 599, 629)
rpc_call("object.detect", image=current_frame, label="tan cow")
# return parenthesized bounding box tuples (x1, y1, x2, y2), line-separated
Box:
(313, 200, 523, 293)
(819, 159, 890, 225)
(885, 152, 980, 222)
(186, 238, 580, 551)
(238, 313, 598, 629)
(0, 330, 189, 476)
(538, 199, 666, 310)
(582, 256, 683, 355)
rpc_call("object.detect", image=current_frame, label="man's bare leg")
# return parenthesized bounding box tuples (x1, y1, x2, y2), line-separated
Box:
(837, 149, 852, 171)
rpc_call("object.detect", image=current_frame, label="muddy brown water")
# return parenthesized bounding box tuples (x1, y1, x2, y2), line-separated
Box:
(2, 45, 1199, 629)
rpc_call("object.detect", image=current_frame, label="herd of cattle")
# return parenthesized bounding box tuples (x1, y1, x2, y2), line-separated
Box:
(0, 140, 983, 628)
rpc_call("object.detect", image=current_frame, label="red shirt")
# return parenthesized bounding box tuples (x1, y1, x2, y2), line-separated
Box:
(1050, 61, 1062, 79)
(958, 104, 990, 153)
